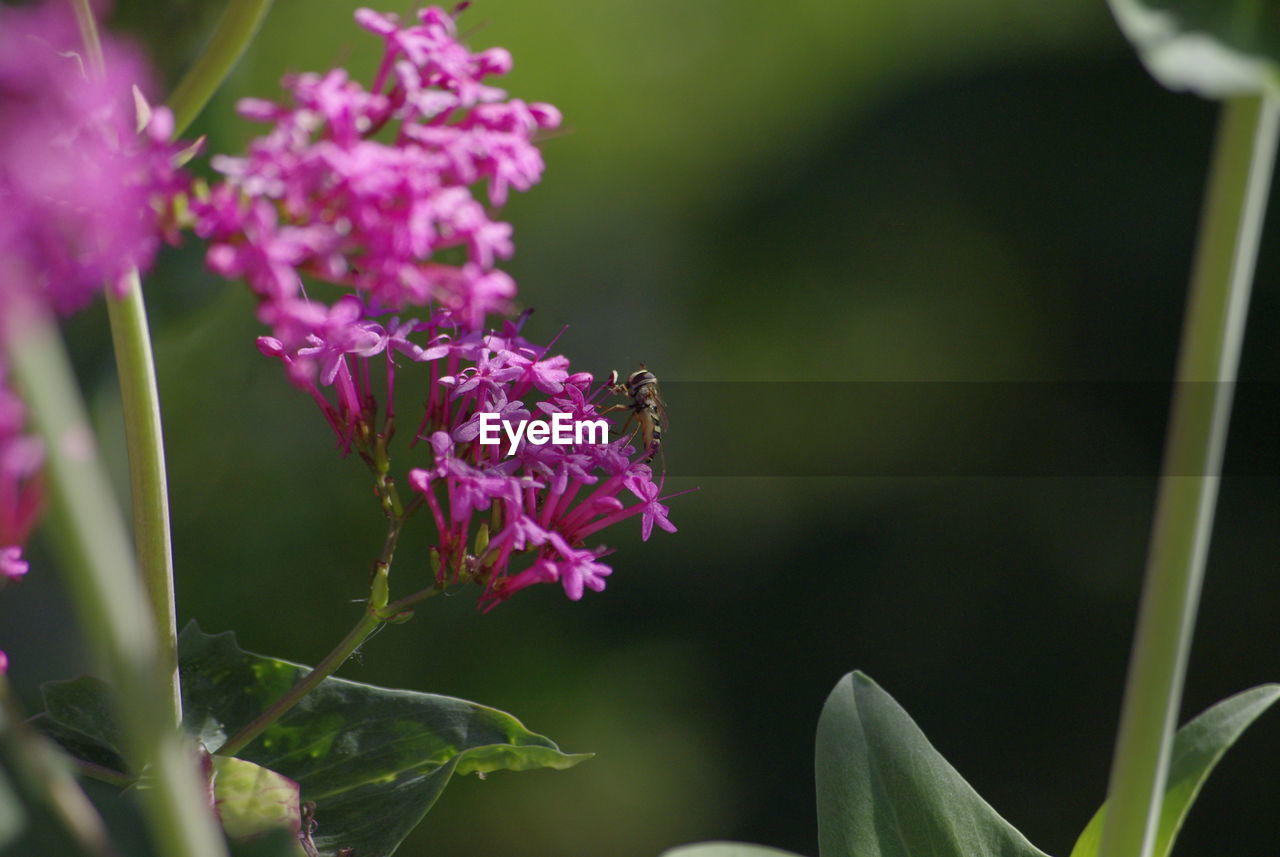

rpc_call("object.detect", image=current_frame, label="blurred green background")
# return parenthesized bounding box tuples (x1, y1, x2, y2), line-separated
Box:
(3, 0, 1278, 855)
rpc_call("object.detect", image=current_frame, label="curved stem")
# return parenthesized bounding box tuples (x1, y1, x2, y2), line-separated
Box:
(218, 606, 382, 757)
(219, 512, 439, 757)
(382, 583, 444, 617)
(166, 0, 276, 136)
(106, 270, 180, 725)
(1097, 95, 1279, 857)
(4, 309, 227, 857)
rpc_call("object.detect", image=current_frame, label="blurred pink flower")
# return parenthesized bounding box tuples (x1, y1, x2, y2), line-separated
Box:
(194, 6, 683, 609)
(193, 5, 561, 338)
(0, 1, 190, 318)
(1, 360, 43, 585)
(255, 298, 681, 608)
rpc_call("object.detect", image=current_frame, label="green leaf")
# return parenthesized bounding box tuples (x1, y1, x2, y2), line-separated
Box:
(1069, 683, 1280, 857)
(815, 671, 1049, 857)
(661, 843, 808, 857)
(30, 676, 131, 781)
(1108, 0, 1280, 97)
(226, 828, 310, 857)
(212, 756, 306, 856)
(179, 622, 590, 857)
(26, 714, 128, 777)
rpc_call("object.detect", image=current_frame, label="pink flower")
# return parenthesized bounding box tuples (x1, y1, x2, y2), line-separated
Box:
(257, 297, 679, 607)
(0, 1, 193, 319)
(1, 360, 43, 586)
(1, 547, 28, 582)
(190, 6, 681, 610)
(193, 5, 561, 342)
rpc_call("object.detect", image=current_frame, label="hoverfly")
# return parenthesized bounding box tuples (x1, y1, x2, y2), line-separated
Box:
(601, 364, 665, 465)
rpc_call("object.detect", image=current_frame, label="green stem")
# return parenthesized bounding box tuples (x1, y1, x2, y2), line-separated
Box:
(1097, 95, 1279, 857)
(70, 758, 134, 790)
(218, 578, 446, 759)
(166, 0, 276, 136)
(106, 270, 180, 726)
(218, 513, 435, 756)
(382, 583, 444, 617)
(68, 0, 104, 76)
(218, 607, 383, 757)
(4, 310, 227, 857)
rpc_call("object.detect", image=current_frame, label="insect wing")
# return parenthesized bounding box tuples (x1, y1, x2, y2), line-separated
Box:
(650, 382, 668, 434)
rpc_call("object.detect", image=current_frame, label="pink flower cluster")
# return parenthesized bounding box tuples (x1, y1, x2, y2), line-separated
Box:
(258, 302, 679, 608)
(202, 6, 677, 608)
(1, 360, 42, 585)
(192, 5, 562, 344)
(0, 1, 188, 318)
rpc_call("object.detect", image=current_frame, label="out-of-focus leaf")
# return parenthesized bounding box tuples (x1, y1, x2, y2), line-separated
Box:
(225, 827, 306, 857)
(26, 713, 127, 777)
(37, 677, 126, 763)
(662, 843, 808, 857)
(1109, 0, 1280, 96)
(815, 671, 1050, 857)
(180, 622, 590, 857)
(1069, 683, 1280, 857)
(0, 764, 25, 848)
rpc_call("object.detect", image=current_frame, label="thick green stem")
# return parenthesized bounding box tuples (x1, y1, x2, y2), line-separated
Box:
(4, 310, 227, 857)
(166, 0, 276, 136)
(1097, 95, 1278, 857)
(106, 271, 180, 726)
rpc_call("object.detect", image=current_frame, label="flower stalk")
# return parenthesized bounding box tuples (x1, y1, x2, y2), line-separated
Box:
(218, 510, 436, 757)
(70, 0, 182, 728)
(1097, 94, 1279, 857)
(217, 606, 383, 758)
(166, 0, 276, 136)
(105, 269, 180, 724)
(72, 0, 276, 738)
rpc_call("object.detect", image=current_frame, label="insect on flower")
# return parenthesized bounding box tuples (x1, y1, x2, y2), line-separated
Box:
(602, 364, 665, 466)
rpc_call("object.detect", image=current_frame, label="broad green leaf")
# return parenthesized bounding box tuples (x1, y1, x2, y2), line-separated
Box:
(1069, 683, 1280, 857)
(1109, 0, 1280, 97)
(37, 677, 126, 766)
(26, 713, 127, 777)
(179, 622, 590, 857)
(662, 843, 808, 857)
(816, 671, 1049, 857)
(212, 756, 306, 856)
(226, 828, 311, 857)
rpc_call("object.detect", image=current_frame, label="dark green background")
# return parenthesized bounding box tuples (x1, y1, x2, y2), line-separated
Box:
(3, 1, 1277, 855)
